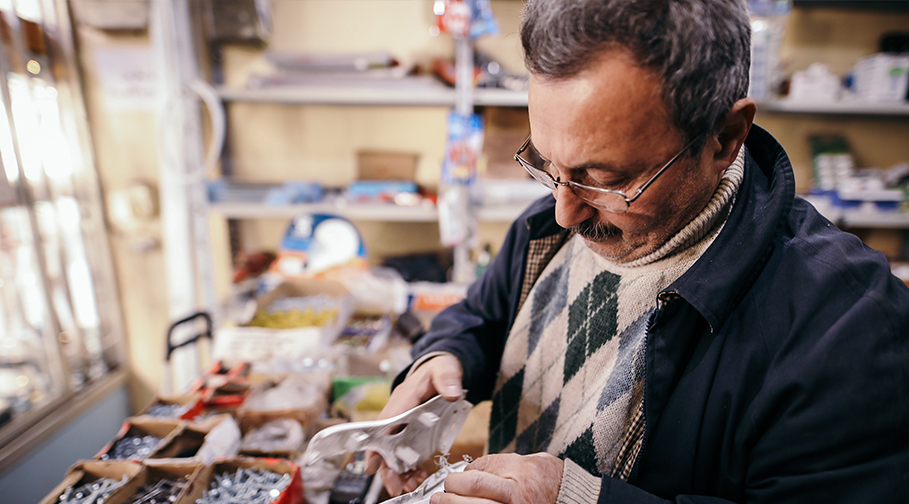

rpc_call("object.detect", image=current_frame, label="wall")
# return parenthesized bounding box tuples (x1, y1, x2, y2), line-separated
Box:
(75, 26, 165, 411)
(0, 385, 130, 504)
(75, 2, 909, 406)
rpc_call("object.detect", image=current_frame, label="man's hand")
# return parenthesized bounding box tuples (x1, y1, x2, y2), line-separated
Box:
(431, 453, 564, 504)
(365, 354, 464, 496)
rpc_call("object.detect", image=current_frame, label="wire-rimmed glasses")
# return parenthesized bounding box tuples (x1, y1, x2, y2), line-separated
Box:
(514, 134, 702, 214)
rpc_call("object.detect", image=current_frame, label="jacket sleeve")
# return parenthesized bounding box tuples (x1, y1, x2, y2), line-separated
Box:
(597, 478, 739, 504)
(392, 209, 530, 405)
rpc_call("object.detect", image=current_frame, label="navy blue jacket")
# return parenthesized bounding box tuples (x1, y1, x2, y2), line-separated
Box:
(403, 126, 909, 503)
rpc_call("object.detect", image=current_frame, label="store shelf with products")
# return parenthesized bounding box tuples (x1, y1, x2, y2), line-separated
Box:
(152, 0, 535, 385)
(753, 3, 909, 250)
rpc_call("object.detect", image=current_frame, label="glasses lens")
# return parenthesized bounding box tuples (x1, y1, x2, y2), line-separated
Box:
(569, 184, 630, 214)
(522, 161, 558, 190)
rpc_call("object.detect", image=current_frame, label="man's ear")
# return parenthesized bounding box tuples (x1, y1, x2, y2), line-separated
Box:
(714, 97, 757, 166)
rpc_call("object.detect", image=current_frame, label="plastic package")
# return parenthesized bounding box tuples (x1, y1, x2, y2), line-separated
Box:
(337, 267, 409, 315)
(433, 0, 497, 39)
(438, 111, 483, 248)
(244, 375, 326, 412)
(241, 418, 305, 454)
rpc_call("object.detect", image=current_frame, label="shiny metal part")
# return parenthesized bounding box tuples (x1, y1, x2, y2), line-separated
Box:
(304, 394, 472, 474)
(381, 459, 469, 504)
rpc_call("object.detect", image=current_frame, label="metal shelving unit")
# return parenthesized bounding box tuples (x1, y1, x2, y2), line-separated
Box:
(216, 79, 528, 108)
(758, 99, 909, 116)
(154, 1, 530, 383)
(208, 200, 529, 223)
(803, 195, 909, 229)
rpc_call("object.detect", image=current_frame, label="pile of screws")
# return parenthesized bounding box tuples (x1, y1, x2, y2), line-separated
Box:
(124, 477, 188, 504)
(145, 403, 189, 418)
(196, 467, 291, 504)
(57, 475, 129, 504)
(100, 434, 162, 460)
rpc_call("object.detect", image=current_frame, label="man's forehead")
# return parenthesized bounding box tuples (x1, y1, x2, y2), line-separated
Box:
(527, 54, 675, 164)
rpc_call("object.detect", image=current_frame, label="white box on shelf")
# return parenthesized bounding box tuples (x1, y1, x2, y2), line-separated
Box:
(211, 280, 353, 363)
(853, 54, 909, 103)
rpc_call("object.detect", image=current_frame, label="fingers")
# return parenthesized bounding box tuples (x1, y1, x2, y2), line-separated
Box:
(378, 464, 428, 496)
(431, 493, 501, 504)
(378, 354, 464, 423)
(430, 355, 466, 400)
(365, 451, 383, 475)
(378, 464, 405, 496)
(442, 470, 513, 502)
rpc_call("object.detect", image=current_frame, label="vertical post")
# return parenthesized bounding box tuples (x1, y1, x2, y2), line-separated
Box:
(150, 0, 211, 392)
(451, 36, 476, 284)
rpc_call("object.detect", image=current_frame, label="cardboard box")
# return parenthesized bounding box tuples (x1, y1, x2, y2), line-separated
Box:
(151, 414, 241, 464)
(357, 150, 419, 180)
(212, 280, 353, 364)
(113, 460, 203, 504)
(96, 417, 184, 461)
(38, 460, 142, 504)
(482, 107, 531, 180)
(184, 457, 304, 504)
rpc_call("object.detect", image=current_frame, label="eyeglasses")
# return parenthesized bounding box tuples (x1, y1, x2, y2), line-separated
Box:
(514, 134, 702, 214)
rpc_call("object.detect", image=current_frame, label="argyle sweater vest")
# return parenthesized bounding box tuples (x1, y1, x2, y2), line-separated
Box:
(488, 147, 745, 478)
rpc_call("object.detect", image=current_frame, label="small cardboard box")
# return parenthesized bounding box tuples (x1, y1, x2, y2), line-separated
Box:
(151, 414, 241, 464)
(357, 150, 419, 180)
(482, 107, 531, 180)
(38, 460, 142, 504)
(212, 280, 353, 364)
(183, 457, 304, 504)
(113, 460, 203, 504)
(96, 417, 184, 461)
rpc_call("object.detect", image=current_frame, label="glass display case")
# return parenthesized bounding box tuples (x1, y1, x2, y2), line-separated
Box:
(0, 0, 125, 466)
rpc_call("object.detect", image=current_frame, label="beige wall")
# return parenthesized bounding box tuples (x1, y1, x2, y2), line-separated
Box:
(76, 2, 909, 408)
(75, 28, 166, 411)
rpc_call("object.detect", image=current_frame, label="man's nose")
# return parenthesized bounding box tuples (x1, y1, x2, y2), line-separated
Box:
(553, 184, 596, 229)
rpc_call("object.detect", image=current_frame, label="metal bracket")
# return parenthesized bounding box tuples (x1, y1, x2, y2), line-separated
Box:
(302, 394, 472, 474)
(381, 459, 469, 504)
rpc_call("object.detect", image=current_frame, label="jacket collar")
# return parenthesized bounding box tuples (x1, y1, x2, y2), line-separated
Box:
(670, 125, 795, 331)
(519, 125, 795, 332)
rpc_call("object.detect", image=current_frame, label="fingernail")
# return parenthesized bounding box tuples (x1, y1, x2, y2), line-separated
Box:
(444, 385, 462, 397)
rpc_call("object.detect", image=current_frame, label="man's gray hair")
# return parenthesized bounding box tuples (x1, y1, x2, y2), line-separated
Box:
(521, 0, 751, 147)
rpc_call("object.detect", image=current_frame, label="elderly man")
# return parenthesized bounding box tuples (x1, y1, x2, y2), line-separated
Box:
(368, 0, 909, 502)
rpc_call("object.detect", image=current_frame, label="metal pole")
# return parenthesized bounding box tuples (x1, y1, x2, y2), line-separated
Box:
(150, 0, 212, 392)
(451, 36, 476, 284)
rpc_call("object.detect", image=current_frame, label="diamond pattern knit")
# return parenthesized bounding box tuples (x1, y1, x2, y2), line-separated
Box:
(488, 147, 746, 477)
